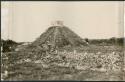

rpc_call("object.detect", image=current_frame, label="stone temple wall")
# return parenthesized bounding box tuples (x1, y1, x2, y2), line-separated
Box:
(51, 21, 64, 27)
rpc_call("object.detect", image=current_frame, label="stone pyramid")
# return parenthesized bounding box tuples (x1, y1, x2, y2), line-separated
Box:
(31, 21, 87, 48)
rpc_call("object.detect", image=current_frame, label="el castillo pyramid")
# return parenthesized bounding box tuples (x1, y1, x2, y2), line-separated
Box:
(31, 21, 87, 49)
(13, 21, 87, 60)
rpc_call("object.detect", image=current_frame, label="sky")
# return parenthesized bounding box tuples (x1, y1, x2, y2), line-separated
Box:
(1, 1, 124, 42)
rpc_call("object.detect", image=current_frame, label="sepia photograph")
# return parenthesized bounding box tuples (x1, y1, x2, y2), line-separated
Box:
(1, 1, 125, 81)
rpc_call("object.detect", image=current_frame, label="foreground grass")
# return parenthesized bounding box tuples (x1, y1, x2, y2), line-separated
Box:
(4, 63, 123, 81)
(1, 45, 124, 81)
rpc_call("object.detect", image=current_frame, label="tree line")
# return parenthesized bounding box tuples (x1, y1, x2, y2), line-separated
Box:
(1, 37, 124, 52)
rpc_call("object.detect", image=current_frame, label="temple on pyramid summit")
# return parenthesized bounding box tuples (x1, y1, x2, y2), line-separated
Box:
(51, 21, 64, 27)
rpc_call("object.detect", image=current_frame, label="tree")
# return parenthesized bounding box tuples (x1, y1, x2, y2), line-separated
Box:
(2, 39, 18, 52)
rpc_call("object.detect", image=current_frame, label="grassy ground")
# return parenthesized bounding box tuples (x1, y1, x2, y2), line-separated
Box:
(1, 45, 124, 81)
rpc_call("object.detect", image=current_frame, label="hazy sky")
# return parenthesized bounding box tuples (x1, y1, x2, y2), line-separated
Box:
(1, 1, 124, 42)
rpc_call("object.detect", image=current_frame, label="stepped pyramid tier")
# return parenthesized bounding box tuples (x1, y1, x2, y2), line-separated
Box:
(31, 21, 87, 49)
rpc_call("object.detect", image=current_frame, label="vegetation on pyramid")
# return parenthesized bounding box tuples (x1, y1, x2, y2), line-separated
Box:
(31, 24, 87, 49)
